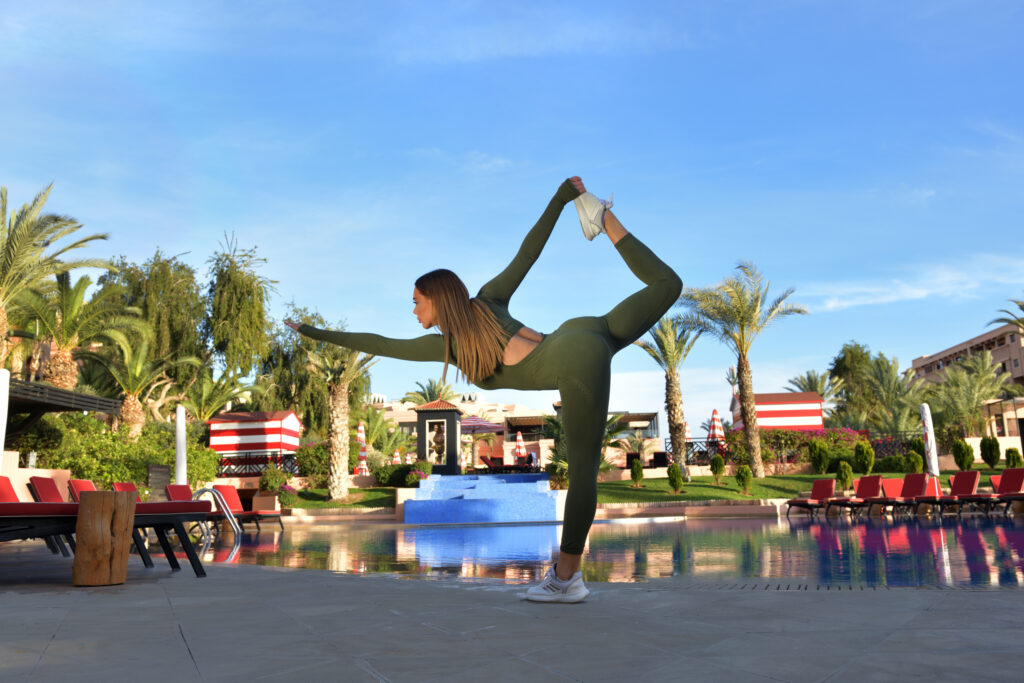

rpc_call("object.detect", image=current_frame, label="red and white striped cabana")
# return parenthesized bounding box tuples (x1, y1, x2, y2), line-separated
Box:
(731, 392, 824, 431)
(207, 410, 302, 476)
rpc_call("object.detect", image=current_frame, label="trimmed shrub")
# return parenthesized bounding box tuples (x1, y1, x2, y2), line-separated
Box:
(1006, 448, 1024, 469)
(909, 436, 925, 457)
(735, 464, 753, 494)
(667, 463, 684, 493)
(952, 439, 974, 471)
(836, 461, 853, 492)
(259, 465, 289, 493)
(710, 454, 725, 485)
(630, 458, 644, 487)
(874, 455, 907, 473)
(295, 442, 329, 488)
(406, 460, 433, 487)
(853, 441, 875, 475)
(826, 454, 854, 474)
(905, 452, 924, 474)
(808, 440, 830, 475)
(980, 436, 1001, 469)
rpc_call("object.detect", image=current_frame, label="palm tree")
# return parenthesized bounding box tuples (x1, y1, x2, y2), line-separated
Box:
(182, 368, 260, 422)
(402, 378, 456, 405)
(786, 369, 844, 416)
(679, 262, 808, 477)
(0, 185, 110, 365)
(634, 315, 700, 469)
(79, 332, 200, 439)
(543, 413, 621, 478)
(991, 296, 1024, 333)
(307, 347, 377, 501)
(931, 350, 1020, 437)
(725, 366, 738, 395)
(351, 404, 413, 455)
(864, 355, 926, 435)
(613, 430, 654, 459)
(15, 273, 147, 389)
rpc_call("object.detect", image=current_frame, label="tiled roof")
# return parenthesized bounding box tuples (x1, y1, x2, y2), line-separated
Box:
(413, 399, 463, 413)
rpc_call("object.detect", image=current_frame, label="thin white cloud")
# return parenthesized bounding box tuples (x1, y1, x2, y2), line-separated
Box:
(380, 10, 684, 64)
(973, 121, 1024, 145)
(803, 254, 1024, 312)
(462, 151, 513, 173)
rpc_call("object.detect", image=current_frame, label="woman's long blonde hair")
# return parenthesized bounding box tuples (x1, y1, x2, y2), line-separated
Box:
(415, 269, 507, 385)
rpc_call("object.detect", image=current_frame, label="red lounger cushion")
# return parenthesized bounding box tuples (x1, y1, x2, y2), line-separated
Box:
(0, 501, 211, 517)
(29, 476, 65, 503)
(136, 501, 212, 515)
(165, 485, 194, 501)
(0, 476, 20, 503)
(68, 479, 97, 502)
(0, 502, 79, 516)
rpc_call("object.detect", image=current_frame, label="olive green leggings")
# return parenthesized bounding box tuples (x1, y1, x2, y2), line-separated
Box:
(525, 234, 681, 554)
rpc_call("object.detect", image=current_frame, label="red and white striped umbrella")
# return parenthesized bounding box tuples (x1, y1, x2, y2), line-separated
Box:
(683, 421, 692, 443)
(405, 452, 415, 465)
(515, 431, 526, 463)
(392, 449, 401, 464)
(356, 421, 369, 475)
(707, 410, 725, 443)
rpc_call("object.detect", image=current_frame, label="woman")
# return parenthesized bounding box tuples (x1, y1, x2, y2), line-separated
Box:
(286, 177, 681, 602)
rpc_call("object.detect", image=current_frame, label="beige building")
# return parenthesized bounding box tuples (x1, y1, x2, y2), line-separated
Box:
(369, 393, 662, 469)
(911, 323, 1024, 438)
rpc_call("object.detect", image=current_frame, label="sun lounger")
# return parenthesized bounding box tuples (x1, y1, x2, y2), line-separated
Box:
(991, 475, 1001, 491)
(957, 468, 1024, 515)
(785, 479, 836, 518)
(913, 471, 979, 515)
(16, 476, 211, 576)
(825, 475, 883, 517)
(213, 485, 284, 531)
(868, 474, 930, 516)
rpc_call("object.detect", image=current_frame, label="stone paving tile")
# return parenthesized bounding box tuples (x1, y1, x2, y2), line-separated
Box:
(825, 650, 1024, 682)
(645, 656, 782, 682)
(8, 540, 1024, 682)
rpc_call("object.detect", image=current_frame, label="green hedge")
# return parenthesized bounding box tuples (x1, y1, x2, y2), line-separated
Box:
(14, 414, 219, 492)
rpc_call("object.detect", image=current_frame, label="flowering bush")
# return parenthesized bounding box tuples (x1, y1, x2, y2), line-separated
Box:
(278, 484, 298, 507)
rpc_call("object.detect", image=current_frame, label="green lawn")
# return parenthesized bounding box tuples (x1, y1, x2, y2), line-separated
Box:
(292, 487, 396, 509)
(596, 469, 1007, 504)
(286, 469, 1005, 509)
(597, 474, 821, 503)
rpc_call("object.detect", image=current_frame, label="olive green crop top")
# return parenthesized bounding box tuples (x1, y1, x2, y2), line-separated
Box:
(297, 179, 581, 375)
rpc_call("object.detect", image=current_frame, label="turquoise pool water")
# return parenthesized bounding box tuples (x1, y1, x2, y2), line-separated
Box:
(204, 516, 1024, 587)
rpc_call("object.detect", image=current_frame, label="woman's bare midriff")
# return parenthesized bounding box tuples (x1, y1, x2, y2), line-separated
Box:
(503, 326, 543, 366)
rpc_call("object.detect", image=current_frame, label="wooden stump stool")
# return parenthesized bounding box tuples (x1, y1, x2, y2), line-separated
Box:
(73, 490, 136, 586)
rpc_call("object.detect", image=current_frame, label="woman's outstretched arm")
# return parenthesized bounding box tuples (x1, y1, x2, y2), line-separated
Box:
(476, 177, 583, 305)
(288, 321, 447, 363)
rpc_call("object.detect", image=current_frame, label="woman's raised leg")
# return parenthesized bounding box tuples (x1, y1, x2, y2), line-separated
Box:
(600, 210, 682, 350)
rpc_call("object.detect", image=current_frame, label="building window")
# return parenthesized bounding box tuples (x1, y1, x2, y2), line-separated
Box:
(1016, 359, 1021, 368)
(998, 336, 1006, 346)
(1011, 333, 1017, 343)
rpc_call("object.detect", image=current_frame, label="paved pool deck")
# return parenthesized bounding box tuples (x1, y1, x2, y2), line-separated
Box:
(3, 541, 1024, 682)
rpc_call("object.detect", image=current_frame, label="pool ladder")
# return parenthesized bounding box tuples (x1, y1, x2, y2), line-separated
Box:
(190, 488, 243, 561)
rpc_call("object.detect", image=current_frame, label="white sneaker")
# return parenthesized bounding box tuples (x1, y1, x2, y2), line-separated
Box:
(523, 567, 590, 603)
(573, 192, 613, 241)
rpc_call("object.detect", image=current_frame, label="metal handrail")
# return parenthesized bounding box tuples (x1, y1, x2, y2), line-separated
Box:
(192, 487, 243, 536)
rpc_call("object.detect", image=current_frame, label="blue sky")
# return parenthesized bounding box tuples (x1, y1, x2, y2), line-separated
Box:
(2, 1, 1022, 434)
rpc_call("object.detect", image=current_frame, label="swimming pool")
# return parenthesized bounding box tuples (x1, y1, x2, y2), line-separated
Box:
(204, 516, 1024, 588)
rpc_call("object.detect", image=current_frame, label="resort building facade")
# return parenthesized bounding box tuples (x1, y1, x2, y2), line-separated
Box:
(370, 393, 663, 469)
(911, 323, 1024, 438)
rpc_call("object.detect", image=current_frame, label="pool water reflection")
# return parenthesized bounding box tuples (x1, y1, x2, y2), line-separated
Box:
(204, 516, 1024, 588)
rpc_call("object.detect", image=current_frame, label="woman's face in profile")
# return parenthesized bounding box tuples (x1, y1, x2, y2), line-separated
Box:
(413, 288, 436, 329)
